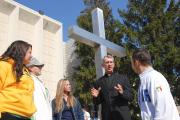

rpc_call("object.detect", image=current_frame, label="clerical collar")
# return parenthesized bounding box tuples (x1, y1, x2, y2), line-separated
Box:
(105, 72, 114, 77)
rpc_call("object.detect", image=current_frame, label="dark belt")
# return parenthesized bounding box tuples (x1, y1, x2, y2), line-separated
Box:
(0, 112, 31, 120)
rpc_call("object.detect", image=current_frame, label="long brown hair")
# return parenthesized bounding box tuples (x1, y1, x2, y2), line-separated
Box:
(0, 40, 32, 82)
(55, 79, 76, 113)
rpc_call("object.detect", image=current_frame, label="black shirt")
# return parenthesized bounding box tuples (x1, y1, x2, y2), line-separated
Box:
(93, 72, 132, 120)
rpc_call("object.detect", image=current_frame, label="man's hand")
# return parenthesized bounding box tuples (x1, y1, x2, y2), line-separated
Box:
(91, 87, 101, 98)
(114, 84, 123, 94)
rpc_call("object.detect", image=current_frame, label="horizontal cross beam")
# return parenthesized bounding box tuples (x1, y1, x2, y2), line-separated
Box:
(68, 25, 126, 58)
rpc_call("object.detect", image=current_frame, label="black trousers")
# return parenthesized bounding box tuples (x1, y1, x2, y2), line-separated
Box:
(0, 112, 30, 120)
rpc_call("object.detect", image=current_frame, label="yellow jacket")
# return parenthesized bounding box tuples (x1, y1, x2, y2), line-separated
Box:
(0, 59, 36, 118)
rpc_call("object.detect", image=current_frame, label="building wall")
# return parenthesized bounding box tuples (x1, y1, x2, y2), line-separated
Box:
(0, 0, 64, 98)
(63, 39, 80, 79)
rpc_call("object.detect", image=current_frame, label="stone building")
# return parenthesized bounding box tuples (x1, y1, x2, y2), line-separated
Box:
(0, 0, 64, 98)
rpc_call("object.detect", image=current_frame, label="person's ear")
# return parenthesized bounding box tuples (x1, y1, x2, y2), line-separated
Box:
(134, 60, 140, 66)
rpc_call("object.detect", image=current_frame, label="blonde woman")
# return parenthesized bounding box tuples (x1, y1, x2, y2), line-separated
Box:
(52, 79, 84, 120)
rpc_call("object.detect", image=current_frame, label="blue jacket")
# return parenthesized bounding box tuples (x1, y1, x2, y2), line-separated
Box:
(52, 98, 84, 120)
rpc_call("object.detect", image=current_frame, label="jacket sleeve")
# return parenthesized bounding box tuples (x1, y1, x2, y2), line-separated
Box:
(92, 81, 104, 105)
(148, 75, 172, 120)
(119, 75, 133, 101)
(76, 99, 84, 120)
(93, 91, 103, 105)
(51, 99, 57, 120)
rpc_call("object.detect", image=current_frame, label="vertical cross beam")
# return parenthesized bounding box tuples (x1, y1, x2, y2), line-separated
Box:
(91, 8, 107, 79)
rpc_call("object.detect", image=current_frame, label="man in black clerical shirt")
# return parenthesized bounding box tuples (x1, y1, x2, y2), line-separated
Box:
(91, 55, 132, 120)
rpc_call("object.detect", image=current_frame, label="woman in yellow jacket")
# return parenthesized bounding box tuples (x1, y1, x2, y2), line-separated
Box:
(0, 40, 36, 120)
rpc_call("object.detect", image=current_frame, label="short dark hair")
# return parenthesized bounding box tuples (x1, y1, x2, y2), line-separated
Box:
(132, 48, 151, 65)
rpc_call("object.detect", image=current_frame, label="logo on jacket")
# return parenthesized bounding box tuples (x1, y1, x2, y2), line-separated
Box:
(142, 89, 151, 102)
(156, 86, 162, 92)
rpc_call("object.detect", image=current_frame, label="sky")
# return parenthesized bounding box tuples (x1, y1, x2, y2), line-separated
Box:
(15, 0, 128, 41)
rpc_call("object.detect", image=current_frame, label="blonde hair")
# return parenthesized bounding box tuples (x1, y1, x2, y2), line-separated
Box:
(55, 79, 76, 112)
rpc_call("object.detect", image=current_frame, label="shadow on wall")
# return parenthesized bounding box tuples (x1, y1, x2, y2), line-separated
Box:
(64, 39, 81, 90)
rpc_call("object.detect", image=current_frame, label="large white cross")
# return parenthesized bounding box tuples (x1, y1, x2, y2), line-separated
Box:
(68, 8, 126, 79)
